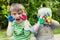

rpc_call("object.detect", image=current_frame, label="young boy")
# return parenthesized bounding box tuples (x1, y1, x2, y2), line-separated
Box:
(30, 7, 60, 40)
(7, 3, 36, 40)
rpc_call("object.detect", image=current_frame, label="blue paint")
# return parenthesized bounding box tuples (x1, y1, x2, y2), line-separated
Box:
(8, 16, 15, 22)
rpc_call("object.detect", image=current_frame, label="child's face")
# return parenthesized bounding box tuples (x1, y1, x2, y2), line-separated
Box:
(39, 13, 52, 24)
(11, 10, 23, 24)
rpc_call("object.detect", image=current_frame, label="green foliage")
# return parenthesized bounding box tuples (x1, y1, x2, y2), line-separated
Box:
(0, 0, 60, 29)
(0, 4, 8, 29)
(51, 2, 60, 22)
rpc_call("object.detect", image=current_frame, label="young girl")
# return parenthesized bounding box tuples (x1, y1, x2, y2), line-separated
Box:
(30, 7, 60, 40)
(7, 3, 36, 40)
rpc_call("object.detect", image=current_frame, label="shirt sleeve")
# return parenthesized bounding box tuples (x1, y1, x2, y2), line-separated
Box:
(30, 27, 38, 35)
(30, 22, 40, 35)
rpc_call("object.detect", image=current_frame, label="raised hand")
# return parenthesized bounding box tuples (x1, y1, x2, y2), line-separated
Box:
(8, 16, 15, 22)
(19, 13, 27, 21)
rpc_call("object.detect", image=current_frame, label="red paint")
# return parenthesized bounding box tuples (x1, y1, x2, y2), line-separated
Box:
(42, 16, 46, 19)
(19, 14, 27, 20)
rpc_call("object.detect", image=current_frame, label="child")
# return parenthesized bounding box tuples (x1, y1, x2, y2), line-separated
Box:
(7, 3, 36, 40)
(30, 7, 60, 40)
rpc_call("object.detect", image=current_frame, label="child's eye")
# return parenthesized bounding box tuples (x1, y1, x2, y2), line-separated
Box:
(44, 12, 50, 17)
(19, 11, 23, 14)
(13, 13, 16, 15)
(47, 13, 50, 17)
(18, 13, 20, 15)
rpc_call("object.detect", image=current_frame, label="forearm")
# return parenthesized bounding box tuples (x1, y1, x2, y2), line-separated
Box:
(24, 20, 32, 30)
(33, 22, 40, 31)
(51, 19, 60, 27)
(7, 21, 12, 37)
(30, 22, 40, 33)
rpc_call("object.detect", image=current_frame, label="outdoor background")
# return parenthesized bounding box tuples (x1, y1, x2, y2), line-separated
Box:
(0, 0, 60, 39)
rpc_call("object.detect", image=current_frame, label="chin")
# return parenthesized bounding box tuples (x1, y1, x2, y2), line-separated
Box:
(16, 21, 21, 24)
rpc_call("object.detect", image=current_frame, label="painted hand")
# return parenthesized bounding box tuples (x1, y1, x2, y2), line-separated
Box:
(39, 16, 46, 24)
(8, 16, 15, 22)
(19, 14, 27, 21)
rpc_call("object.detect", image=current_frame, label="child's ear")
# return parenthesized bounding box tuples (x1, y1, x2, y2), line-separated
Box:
(7, 11, 15, 22)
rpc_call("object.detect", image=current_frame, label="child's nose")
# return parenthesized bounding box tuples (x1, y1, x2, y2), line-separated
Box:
(16, 14, 20, 18)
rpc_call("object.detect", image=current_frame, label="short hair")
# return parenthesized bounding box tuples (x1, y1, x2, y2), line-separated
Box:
(38, 7, 52, 17)
(10, 3, 25, 12)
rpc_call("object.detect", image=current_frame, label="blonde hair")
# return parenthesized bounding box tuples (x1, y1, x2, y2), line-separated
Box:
(10, 3, 25, 12)
(38, 7, 52, 17)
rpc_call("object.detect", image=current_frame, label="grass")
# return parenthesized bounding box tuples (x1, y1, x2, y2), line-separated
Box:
(0, 28, 60, 38)
(0, 29, 7, 38)
(53, 27, 60, 34)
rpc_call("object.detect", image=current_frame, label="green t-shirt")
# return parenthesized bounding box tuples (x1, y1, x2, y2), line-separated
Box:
(12, 20, 31, 40)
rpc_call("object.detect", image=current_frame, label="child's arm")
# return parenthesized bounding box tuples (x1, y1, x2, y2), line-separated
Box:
(51, 19, 60, 27)
(30, 22, 40, 34)
(24, 20, 30, 30)
(24, 20, 37, 40)
(24, 20, 31, 36)
(7, 21, 12, 37)
(6, 15, 15, 36)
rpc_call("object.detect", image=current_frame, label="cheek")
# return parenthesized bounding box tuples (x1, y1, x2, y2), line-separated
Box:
(14, 15, 21, 18)
(20, 19, 23, 21)
(12, 15, 16, 19)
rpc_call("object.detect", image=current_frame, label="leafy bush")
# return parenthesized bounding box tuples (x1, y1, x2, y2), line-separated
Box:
(0, 0, 60, 29)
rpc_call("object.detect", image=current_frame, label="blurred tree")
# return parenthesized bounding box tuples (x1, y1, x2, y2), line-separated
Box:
(0, 0, 8, 30)
(6, 0, 60, 25)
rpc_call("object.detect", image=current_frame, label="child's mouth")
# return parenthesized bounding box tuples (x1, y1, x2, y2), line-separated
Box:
(16, 19, 20, 21)
(16, 19, 21, 23)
